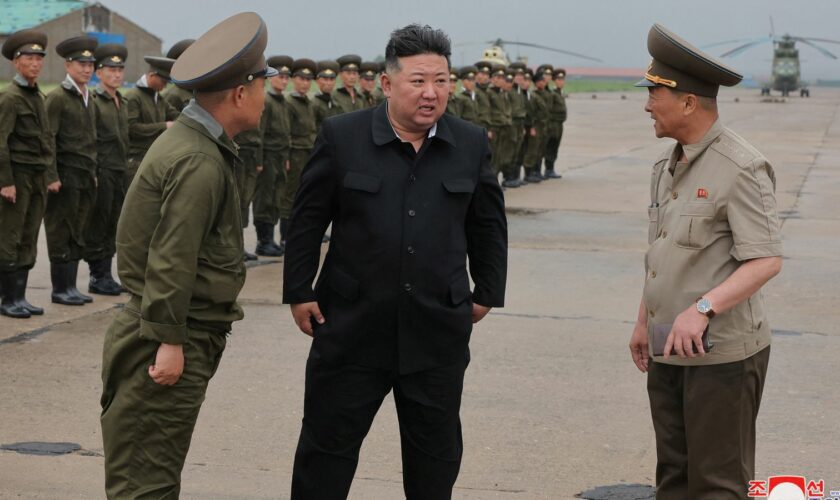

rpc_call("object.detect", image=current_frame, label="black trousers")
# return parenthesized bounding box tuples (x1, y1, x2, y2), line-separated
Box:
(647, 346, 770, 500)
(291, 353, 468, 500)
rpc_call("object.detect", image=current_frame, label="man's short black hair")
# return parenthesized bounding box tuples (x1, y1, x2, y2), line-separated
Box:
(384, 24, 451, 73)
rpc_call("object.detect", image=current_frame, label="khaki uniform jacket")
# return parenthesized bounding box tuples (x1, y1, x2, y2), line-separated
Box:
(474, 83, 492, 129)
(0, 76, 56, 186)
(644, 120, 782, 366)
(455, 90, 479, 125)
(116, 102, 246, 344)
(509, 86, 528, 127)
(92, 86, 129, 172)
(45, 78, 97, 176)
(371, 87, 386, 106)
(161, 85, 193, 112)
(286, 92, 317, 150)
(547, 89, 567, 134)
(486, 86, 511, 128)
(260, 91, 291, 154)
(124, 86, 180, 160)
(312, 92, 339, 131)
(331, 86, 365, 115)
(359, 89, 377, 108)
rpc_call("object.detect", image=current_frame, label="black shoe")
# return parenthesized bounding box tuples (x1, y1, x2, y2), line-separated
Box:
(0, 271, 31, 318)
(51, 262, 84, 306)
(544, 169, 562, 179)
(68, 260, 93, 303)
(14, 269, 43, 315)
(255, 222, 284, 257)
(244, 250, 258, 261)
(102, 258, 126, 295)
(89, 260, 121, 296)
(524, 171, 543, 183)
(502, 178, 523, 188)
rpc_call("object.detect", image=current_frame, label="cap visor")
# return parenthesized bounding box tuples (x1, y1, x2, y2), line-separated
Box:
(634, 78, 657, 88)
(265, 66, 279, 78)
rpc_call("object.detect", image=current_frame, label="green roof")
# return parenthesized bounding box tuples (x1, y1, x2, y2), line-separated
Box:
(0, 0, 87, 35)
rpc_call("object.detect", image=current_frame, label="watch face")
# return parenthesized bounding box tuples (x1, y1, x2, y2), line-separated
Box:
(697, 298, 712, 314)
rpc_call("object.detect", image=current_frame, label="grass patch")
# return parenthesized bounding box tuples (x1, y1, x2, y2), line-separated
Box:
(563, 79, 643, 93)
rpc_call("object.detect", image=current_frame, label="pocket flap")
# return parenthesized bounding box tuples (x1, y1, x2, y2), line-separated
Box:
(681, 201, 715, 217)
(442, 178, 475, 194)
(449, 277, 472, 305)
(328, 266, 360, 301)
(343, 172, 381, 193)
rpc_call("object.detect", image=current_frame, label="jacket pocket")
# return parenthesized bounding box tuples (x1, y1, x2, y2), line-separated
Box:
(442, 178, 475, 194)
(449, 275, 472, 305)
(328, 266, 360, 301)
(16, 111, 41, 138)
(343, 172, 381, 193)
(673, 202, 716, 249)
(647, 206, 659, 245)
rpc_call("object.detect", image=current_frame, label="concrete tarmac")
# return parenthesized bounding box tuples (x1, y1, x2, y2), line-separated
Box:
(1, 88, 839, 499)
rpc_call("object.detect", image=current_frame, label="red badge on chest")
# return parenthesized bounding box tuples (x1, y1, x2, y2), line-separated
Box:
(697, 188, 709, 199)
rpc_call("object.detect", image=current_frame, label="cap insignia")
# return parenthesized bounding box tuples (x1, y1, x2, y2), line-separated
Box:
(82, 50, 92, 57)
(111, 55, 122, 63)
(32, 44, 44, 51)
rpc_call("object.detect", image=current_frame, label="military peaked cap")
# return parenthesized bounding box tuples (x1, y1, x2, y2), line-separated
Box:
(490, 63, 506, 77)
(166, 39, 195, 60)
(336, 54, 362, 72)
(95, 43, 127, 68)
(144, 56, 176, 80)
(293, 58, 317, 79)
(267, 55, 294, 75)
(56, 35, 98, 62)
(508, 61, 526, 74)
(635, 23, 742, 97)
(553, 68, 566, 79)
(475, 60, 492, 73)
(360, 61, 379, 80)
(2, 29, 47, 60)
(315, 60, 339, 78)
(536, 64, 554, 76)
(459, 65, 478, 80)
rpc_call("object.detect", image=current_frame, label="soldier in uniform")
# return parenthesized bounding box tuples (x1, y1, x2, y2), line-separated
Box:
(358, 61, 380, 108)
(85, 43, 129, 296)
(233, 124, 263, 260)
(312, 60, 339, 130)
(505, 62, 528, 187)
(281, 59, 318, 245)
(160, 39, 196, 112)
(44, 35, 99, 306)
(332, 54, 365, 114)
(0, 30, 58, 318)
(542, 67, 567, 179)
(523, 67, 551, 183)
(629, 24, 783, 498)
(253, 55, 293, 256)
(516, 68, 540, 184)
(453, 65, 479, 124)
(486, 64, 512, 180)
(445, 67, 460, 116)
(99, 12, 277, 498)
(473, 60, 493, 132)
(370, 61, 387, 106)
(123, 55, 179, 188)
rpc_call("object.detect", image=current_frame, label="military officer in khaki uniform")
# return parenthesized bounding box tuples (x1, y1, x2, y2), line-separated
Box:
(99, 12, 277, 498)
(44, 35, 99, 306)
(542, 67, 566, 179)
(473, 60, 493, 132)
(312, 60, 339, 130)
(453, 65, 479, 124)
(233, 126, 263, 261)
(332, 54, 365, 114)
(160, 39, 196, 112)
(253, 55, 292, 254)
(629, 24, 783, 499)
(123, 55, 180, 187)
(505, 62, 528, 187)
(0, 30, 58, 318)
(445, 67, 460, 116)
(85, 43, 129, 296)
(486, 64, 512, 178)
(523, 67, 550, 183)
(370, 61, 387, 106)
(358, 61, 379, 108)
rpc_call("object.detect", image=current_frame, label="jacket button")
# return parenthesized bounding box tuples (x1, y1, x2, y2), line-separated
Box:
(650, 271, 657, 278)
(409, 174, 416, 182)
(661, 230, 668, 238)
(672, 192, 678, 200)
(403, 283, 412, 292)
(649, 310, 655, 318)
(408, 209, 416, 217)
(407, 246, 415, 254)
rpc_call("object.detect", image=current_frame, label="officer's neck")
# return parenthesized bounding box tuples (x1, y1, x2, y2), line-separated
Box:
(676, 112, 718, 146)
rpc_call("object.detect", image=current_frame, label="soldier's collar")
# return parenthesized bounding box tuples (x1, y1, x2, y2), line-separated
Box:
(182, 100, 224, 139)
(95, 85, 121, 100)
(680, 119, 724, 166)
(13, 73, 37, 88)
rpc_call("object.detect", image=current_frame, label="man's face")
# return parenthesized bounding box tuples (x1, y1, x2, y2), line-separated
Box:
(535, 79, 547, 90)
(341, 70, 359, 87)
(476, 72, 489, 85)
(645, 86, 685, 139)
(513, 73, 525, 87)
(461, 77, 475, 91)
(147, 72, 168, 91)
(554, 77, 565, 89)
(381, 53, 449, 132)
(241, 78, 266, 130)
(96, 66, 124, 91)
(293, 75, 312, 95)
(360, 78, 376, 92)
(491, 75, 506, 88)
(316, 76, 335, 93)
(66, 60, 94, 85)
(269, 74, 289, 93)
(520, 78, 531, 91)
(13, 54, 44, 81)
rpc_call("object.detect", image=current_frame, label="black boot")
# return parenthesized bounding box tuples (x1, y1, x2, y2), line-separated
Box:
(67, 260, 93, 303)
(102, 257, 126, 294)
(51, 262, 84, 306)
(255, 222, 284, 257)
(89, 260, 121, 296)
(14, 269, 43, 315)
(524, 167, 543, 183)
(0, 271, 31, 318)
(501, 169, 523, 188)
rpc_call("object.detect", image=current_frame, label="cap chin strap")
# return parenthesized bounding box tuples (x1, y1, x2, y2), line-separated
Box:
(645, 72, 677, 88)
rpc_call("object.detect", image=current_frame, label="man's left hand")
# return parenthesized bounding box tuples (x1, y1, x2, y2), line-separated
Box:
(472, 304, 491, 323)
(663, 305, 709, 359)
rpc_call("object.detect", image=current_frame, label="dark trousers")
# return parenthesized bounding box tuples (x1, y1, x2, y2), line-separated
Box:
(44, 168, 95, 263)
(292, 354, 468, 500)
(0, 168, 45, 271)
(84, 168, 125, 262)
(235, 149, 260, 228)
(647, 347, 770, 500)
(543, 123, 564, 165)
(253, 151, 287, 225)
(279, 148, 310, 219)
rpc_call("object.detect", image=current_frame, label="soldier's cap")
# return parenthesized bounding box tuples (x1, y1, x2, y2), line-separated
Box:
(170, 12, 278, 92)
(508, 61, 526, 74)
(524, 68, 534, 80)
(293, 58, 317, 79)
(267, 55, 294, 76)
(360, 61, 379, 80)
(449, 68, 459, 81)
(94, 43, 128, 68)
(474, 60, 492, 73)
(144, 56, 176, 81)
(553, 68, 566, 79)
(336, 54, 362, 72)
(315, 60, 339, 79)
(490, 63, 506, 77)
(166, 39, 195, 60)
(2, 29, 47, 60)
(536, 64, 554, 76)
(504, 73, 514, 82)
(56, 35, 98, 62)
(459, 65, 478, 80)
(635, 23, 742, 98)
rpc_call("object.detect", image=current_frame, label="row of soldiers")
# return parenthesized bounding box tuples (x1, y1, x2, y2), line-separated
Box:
(0, 27, 568, 320)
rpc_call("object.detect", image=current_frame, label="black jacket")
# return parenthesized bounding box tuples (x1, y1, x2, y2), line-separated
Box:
(283, 103, 507, 374)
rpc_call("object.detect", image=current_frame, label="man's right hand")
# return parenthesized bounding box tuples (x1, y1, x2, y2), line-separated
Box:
(47, 180, 61, 193)
(291, 302, 325, 337)
(1, 185, 16, 203)
(629, 321, 650, 373)
(165, 121, 174, 129)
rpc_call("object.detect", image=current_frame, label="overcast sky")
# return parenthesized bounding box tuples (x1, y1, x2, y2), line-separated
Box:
(101, 0, 840, 80)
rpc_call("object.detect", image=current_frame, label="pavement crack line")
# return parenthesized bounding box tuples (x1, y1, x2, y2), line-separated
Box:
(0, 305, 122, 346)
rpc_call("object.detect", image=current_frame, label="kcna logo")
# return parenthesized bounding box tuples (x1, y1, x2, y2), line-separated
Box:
(748, 476, 839, 499)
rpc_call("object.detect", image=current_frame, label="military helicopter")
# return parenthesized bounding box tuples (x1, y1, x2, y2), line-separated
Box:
(454, 39, 602, 66)
(705, 20, 840, 97)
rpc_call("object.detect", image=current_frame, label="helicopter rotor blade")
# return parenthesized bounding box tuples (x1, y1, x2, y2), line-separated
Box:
(492, 40, 602, 62)
(700, 37, 765, 49)
(800, 37, 840, 46)
(720, 39, 772, 58)
(793, 38, 839, 59)
(769, 16, 775, 37)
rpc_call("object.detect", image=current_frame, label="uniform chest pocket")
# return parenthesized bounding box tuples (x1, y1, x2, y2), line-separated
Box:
(16, 111, 41, 138)
(647, 206, 659, 245)
(343, 172, 381, 194)
(674, 201, 716, 250)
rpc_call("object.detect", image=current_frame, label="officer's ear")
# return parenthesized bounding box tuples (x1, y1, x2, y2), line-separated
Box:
(682, 93, 699, 116)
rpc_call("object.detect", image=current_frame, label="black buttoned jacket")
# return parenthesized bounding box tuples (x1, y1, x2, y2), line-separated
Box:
(283, 103, 507, 374)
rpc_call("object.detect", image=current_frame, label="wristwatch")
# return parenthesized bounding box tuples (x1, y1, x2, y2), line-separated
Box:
(696, 297, 716, 318)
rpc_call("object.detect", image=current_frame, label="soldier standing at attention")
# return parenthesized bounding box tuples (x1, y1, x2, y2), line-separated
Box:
(123, 55, 179, 188)
(312, 60, 339, 130)
(446, 67, 460, 116)
(523, 68, 550, 183)
(358, 61, 380, 108)
(516, 68, 539, 184)
(160, 39, 196, 112)
(44, 35, 98, 306)
(0, 30, 59, 318)
(332, 54, 365, 115)
(454, 65, 479, 124)
(486, 64, 512, 181)
(473, 60, 493, 134)
(85, 43, 129, 296)
(99, 12, 277, 498)
(233, 122, 264, 261)
(253, 55, 293, 255)
(505, 62, 528, 188)
(280, 59, 318, 246)
(542, 67, 567, 179)
(370, 61, 387, 106)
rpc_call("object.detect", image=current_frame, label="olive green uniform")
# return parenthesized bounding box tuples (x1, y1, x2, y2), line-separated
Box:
(85, 85, 128, 263)
(446, 93, 459, 116)
(232, 127, 261, 227)
(331, 86, 365, 115)
(161, 84, 193, 112)
(124, 80, 180, 186)
(371, 87, 386, 106)
(313, 92, 339, 130)
(254, 89, 291, 226)
(281, 91, 317, 219)
(359, 89, 377, 108)
(453, 90, 479, 124)
(44, 76, 97, 264)
(0, 75, 56, 272)
(474, 82, 492, 130)
(486, 86, 512, 175)
(101, 102, 245, 498)
(507, 85, 528, 180)
(543, 88, 566, 170)
(523, 88, 550, 171)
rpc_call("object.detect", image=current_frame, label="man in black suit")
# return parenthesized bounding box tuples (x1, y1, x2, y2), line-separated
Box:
(283, 24, 508, 500)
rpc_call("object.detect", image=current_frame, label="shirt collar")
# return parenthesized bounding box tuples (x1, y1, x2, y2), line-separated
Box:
(371, 101, 455, 147)
(61, 74, 89, 105)
(13, 73, 35, 88)
(681, 119, 725, 166)
(181, 99, 224, 139)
